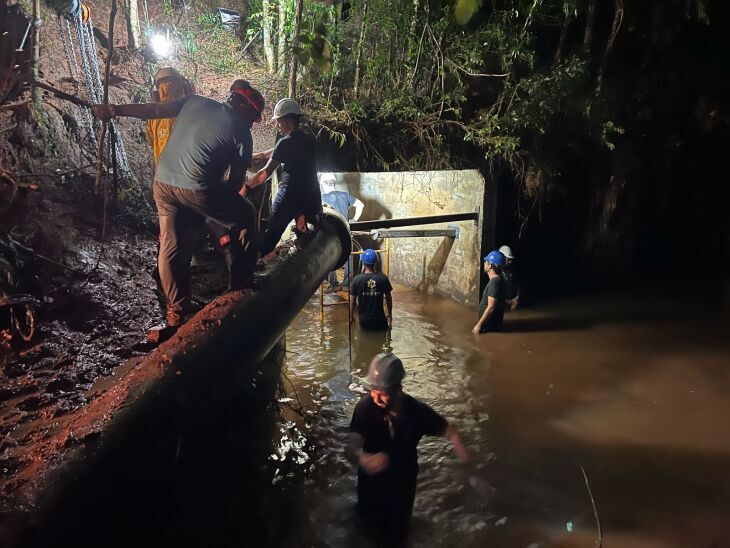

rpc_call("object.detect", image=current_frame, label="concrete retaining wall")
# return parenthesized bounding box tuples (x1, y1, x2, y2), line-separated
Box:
(325, 170, 489, 307)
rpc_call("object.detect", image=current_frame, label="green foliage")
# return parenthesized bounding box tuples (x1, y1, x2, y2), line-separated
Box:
(600, 121, 625, 151)
(453, 0, 482, 26)
(245, 11, 265, 41)
(162, 0, 174, 17)
(131, 85, 149, 103)
(279, 0, 626, 195)
(294, 22, 332, 72)
(163, 3, 248, 79)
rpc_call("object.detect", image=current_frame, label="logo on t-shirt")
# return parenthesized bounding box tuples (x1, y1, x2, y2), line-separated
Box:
(364, 277, 380, 296)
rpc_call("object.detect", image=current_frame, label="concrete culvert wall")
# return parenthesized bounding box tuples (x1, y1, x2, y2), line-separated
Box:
(326, 170, 490, 307)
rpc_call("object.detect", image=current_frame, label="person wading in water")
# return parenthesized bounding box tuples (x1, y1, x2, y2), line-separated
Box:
(472, 250, 507, 334)
(350, 353, 468, 541)
(350, 248, 393, 331)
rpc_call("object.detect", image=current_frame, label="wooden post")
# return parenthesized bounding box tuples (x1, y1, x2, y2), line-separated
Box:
(353, 0, 368, 99)
(126, 0, 142, 51)
(31, 0, 41, 110)
(277, 0, 287, 77)
(262, 0, 276, 73)
(95, 0, 117, 198)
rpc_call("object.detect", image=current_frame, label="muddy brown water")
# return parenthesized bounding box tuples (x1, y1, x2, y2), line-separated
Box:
(5, 280, 729, 548)
(270, 284, 730, 547)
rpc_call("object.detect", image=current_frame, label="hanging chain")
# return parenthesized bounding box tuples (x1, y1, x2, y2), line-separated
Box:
(58, 15, 98, 155)
(83, 18, 129, 171)
(58, 16, 78, 79)
(70, 15, 129, 173)
(81, 19, 104, 100)
(68, 16, 98, 153)
(74, 15, 98, 102)
(72, 15, 101, 153)
(65, 19, 81, 76)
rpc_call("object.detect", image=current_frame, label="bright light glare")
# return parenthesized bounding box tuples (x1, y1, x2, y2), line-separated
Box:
(150, 33, 171, 57)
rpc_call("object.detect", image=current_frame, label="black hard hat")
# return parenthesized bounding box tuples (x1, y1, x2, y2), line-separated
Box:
(367, 353, 405, 390)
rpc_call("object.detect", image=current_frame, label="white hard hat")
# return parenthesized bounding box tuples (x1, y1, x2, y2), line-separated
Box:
(272, 98, 302, 120)
(498, 245, 514, 259)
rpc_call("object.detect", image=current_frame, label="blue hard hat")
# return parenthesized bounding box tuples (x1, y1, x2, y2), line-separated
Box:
(361, 248, 378, 265)
(483, 250, 505, 266)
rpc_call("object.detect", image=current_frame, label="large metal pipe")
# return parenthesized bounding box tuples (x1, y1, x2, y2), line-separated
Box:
(7, 212, 351, 547)
(349, 211, 479, 231)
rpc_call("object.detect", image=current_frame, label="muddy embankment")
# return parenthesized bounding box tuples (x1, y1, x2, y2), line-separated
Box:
(0, 2, 286, 543)
(0, 206, 349, 547)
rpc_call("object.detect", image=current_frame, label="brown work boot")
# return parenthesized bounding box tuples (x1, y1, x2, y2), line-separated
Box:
(165, 308, 185, 328)
(146, 324, 179, 345)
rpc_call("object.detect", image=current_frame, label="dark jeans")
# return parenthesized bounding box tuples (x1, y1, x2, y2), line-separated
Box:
(258, 186, 322, 255)
(357, 467, 417, 538)
(328, 258, 351, 287)
(360, 317, 389, 331)
(153, 181, 257, 325)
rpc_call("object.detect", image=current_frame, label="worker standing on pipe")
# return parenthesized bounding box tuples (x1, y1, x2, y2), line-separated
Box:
(320, 172, 364, 291)
(350, 249, 393, 330)
(244, 98, 322, 263)
(145, 68, 230, 277)
(472, 250, 507, 334)
(92, 80, 264, 331)
(350, 353, 468, 539)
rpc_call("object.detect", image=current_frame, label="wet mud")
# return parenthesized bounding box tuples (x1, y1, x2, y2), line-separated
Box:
(0, 178, 237, 518)
(0, 210, 340, 547)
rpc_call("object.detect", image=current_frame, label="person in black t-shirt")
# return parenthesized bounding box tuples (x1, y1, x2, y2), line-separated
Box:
(499, 244, 520, 310)
(350, 249, 393, 330)
(473, 250, 506, 334)
(350, 353, 468, 538)
(245, 98, 322, 259)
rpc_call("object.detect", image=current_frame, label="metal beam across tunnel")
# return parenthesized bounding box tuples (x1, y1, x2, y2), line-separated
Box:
(348, 211, 479, 231)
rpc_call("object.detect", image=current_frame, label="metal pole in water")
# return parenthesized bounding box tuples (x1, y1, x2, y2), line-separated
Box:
(385, 238, 390, 276)
(348, 251, 352, 368)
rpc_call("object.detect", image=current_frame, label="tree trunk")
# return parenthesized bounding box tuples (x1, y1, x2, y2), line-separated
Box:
(553, 14, 572, 64)
(288, 0, 304, 98)
(31, 0, 41, 110)
(277, 0, 287, 77)
(125, 0, 142, 51)
(353, 0, 368, 99)
(595, 0, 623, 96)
(263, 0, 276, 73)
(639, 3, 660, 72)
(96, 0, 117, 196)
(410, 0, 419, 40)
(237, 1, 248, 40)
(583, 0, 596, 53)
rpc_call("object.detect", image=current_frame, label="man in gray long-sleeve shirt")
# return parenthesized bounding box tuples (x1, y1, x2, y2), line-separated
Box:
(93, 80, 264, 330)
